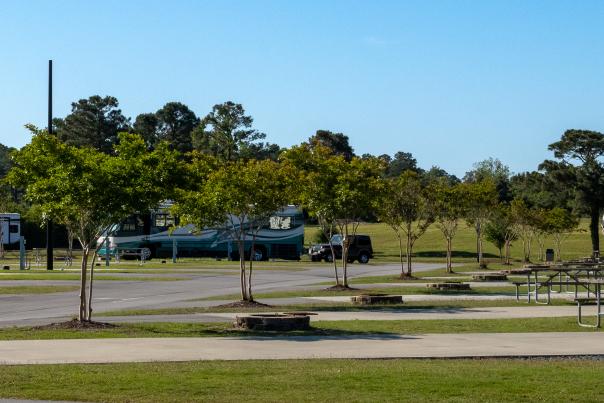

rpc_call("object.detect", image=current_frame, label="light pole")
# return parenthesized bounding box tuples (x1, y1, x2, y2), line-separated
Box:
(46, 60, 54, 271)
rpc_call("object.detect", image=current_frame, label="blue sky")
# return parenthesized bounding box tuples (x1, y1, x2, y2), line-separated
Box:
(1, 0, 603, 177)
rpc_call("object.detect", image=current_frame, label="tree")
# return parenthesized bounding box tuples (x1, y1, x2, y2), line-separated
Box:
(464, 158, 512, 202)
(542, 129, 604, 257)
(281, 144, 345, 286)
(155, 102, 199, 153)
(54, 95, 130, 153)
(510, 199, 536, 262)
(332, 156, 384, 286)
(543, 207, 580, 261)
(484, 205, 517, 264)
(432, 180, 466, 273)
(385, 151, 423, 177)
(307, 130, 354, 161)
(194, 102, 265, 161)
(462, 179, 499, 267)
(376, 171, 433, 278)
(174, 158, 292, 302)
(132, 113, 159, 147)
(510, 171, 574, 210)
(7, 130, 180, 321)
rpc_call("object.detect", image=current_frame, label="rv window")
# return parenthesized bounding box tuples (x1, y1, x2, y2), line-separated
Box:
(269, 216, 292, 230)
(9, 225, 18, 234)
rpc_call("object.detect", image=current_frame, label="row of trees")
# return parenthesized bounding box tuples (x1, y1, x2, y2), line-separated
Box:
(5, 95, 604, 322)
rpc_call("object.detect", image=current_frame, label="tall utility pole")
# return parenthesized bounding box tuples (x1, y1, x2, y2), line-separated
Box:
(46, 60, 54, 271)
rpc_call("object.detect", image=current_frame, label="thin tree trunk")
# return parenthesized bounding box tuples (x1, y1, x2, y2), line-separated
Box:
(87, 249, 98, 321)
(248, 233, 257, 302)
(590, 205, 600, 257)
(342, 226, 349, 287)
(405, 233, 412, 277)
(398, 233, 405, 277)
(238, 240, 247, 301)
(446, 237, 452, 273)
(79, 246, 89, 322)
(327, 238, 339, 286)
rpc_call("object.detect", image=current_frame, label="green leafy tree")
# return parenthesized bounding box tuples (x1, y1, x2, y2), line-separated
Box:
(7, 130, 180, 321)
(510, 199, 537, 262)
(484, 205, 517, 264)
(332, 156, 384, 285)
(54, 95, 130, 153)
(132, 113, 159, 147)
(155, 102, 200, 153)
(541, 129, 604, 257)
(464, 158, 512, 202)
(194, 102, 265, 161)
(281, 144, 344, 285)
(542, 207, 580, 261)
(307, 130, 354, 161)
(377, 171, 435, 278)
(174, 158, 292, 301)
(432, 181, 466, 273)
(461, 179, 499, 267)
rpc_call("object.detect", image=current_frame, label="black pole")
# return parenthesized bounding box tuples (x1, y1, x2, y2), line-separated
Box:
(46, 60, 53, 271)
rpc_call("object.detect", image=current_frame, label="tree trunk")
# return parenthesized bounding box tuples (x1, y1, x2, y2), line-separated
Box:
(398, 234, 405, 276)
(87, 249, 98, 321)
(475, 224, 480, 263)
(477, 228, 484, 267)
(238, 241, 247, 301)
(342, 227, 349, 287)
(327, 238, 339, 286)
(504, 240, 511, 265)
(79, 246, 89, 322)
(248, 234, 257, 302)
(405, 233, 412, 277)
(590, 204, 600, 257)
(446, 237, 452, 273)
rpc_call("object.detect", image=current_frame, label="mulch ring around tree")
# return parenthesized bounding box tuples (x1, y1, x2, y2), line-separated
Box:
(214, 300, 273, 309)
(323, 284, 360, 291)
(32, 319, 117, 330)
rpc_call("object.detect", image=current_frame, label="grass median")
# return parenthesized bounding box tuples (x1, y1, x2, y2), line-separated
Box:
(0, 285, 78, 294)
(0, 316, 596, 340)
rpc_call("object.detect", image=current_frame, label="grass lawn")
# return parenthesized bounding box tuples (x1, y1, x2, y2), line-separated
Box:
(0, 285, 78, 294)
(305, 218, 602, 263)
(1, 358, 603, 402)
(0, 273, 186, 281)
(98, 299, 575, 317)
(0, 317, 598, 340)
(200, 285, 521, 301)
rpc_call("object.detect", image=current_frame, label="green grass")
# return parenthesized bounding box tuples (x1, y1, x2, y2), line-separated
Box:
(0, 316, 597, 341)
(305, 218, 601, 263)
(0, 273, 186, 281)
(98, 299, 576, 317)
(0, 285, 78, 294)
(200, 285, 520, 301)
(1, 358, 603, 402)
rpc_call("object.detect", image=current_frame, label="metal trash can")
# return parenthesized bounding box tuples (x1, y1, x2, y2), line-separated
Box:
(545, 248, 554, 262)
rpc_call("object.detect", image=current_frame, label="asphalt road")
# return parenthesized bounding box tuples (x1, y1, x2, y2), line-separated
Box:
(0, 262, 444, 327)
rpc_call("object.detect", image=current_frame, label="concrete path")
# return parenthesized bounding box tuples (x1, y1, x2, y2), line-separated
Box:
(1, 332, 603, 364)
(93, 305, 588, 324)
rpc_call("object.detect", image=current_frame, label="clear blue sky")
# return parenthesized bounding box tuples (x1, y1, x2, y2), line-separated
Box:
(1, 0, 603, 177)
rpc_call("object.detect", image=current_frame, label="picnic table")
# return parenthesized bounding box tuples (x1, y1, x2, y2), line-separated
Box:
(513, 263, 603, 328)
(514, 263, 604, 304)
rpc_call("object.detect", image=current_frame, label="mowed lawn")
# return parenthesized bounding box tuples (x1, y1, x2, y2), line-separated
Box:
(305, 218, 602, 263)
(1, 359, 602, 402)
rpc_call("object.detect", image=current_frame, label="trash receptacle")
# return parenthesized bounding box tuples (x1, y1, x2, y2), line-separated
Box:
(545, 248, 554, 262)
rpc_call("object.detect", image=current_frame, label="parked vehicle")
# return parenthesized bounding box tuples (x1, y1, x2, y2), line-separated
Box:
(309, 234, 373, 264)
(98, 203, 304, 261)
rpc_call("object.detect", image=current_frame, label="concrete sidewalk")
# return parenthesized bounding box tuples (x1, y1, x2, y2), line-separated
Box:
(1, 332, 603, 364)
(94, 305, 589, 324)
